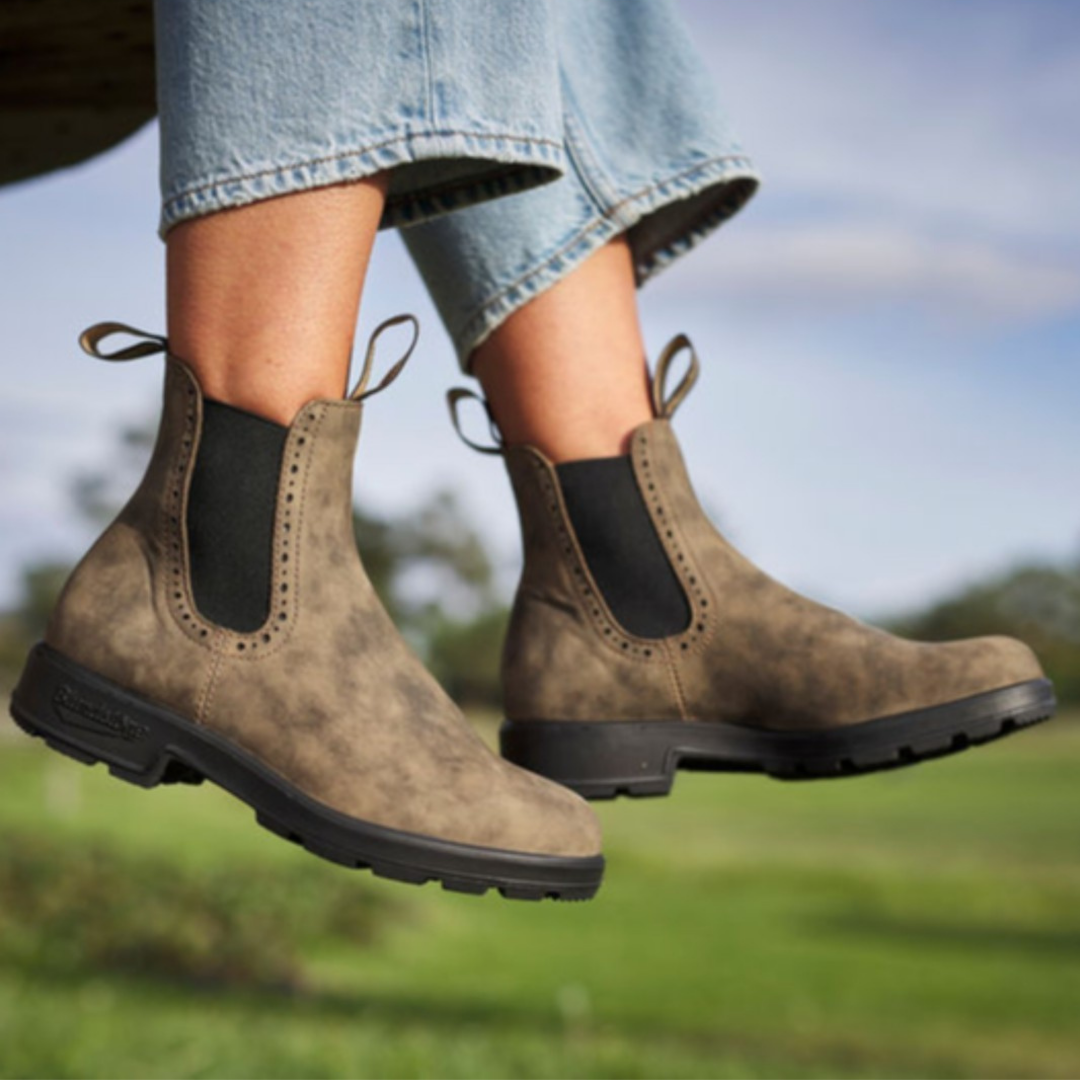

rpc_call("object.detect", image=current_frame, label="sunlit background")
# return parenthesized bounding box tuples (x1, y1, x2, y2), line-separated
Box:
(1, 2, 1078, 1078)
(2, 0, 1077, 619)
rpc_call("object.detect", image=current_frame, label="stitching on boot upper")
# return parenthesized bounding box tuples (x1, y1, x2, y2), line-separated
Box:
(524, 451, 664, 662)
(161, 361, 213, 647)
(632, 423, 716, 657)
(195, 642, 226, 725)
(661, 638, 691, 720)
(220, 402, 328, 662)
(162, 370, 327, 659)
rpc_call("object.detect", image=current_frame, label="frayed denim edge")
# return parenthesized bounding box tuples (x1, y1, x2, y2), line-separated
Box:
(454, 154, 760, 371)
(157, 129, 566, 239)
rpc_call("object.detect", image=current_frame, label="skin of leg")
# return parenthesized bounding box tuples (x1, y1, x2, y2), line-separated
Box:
(470, 235, 653, 462)
(166, 175, 388, 426)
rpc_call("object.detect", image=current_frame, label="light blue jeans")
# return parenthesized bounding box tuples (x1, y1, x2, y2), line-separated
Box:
(155, 0, 759, 368)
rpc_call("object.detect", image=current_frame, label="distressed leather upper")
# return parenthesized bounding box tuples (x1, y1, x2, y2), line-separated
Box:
(47, 356, 600, 857)
(502, 417, 1044, 731)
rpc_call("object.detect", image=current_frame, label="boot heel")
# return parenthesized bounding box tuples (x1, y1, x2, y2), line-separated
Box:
(9, 643, 190, 788)
(500, 719, 676, 799)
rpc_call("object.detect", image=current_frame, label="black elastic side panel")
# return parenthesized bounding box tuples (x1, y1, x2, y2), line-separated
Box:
(555, 455, 691, 639)
(187, 399, 288, 633)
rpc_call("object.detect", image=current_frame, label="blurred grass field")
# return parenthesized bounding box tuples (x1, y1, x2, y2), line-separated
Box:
(0, 710, 1078, 1079)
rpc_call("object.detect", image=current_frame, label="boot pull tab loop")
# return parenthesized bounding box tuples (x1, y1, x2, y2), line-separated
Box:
(79, 322, 168, 362)
(651, 333, 700, 419)
(446, 388, 504, 455)
(349, 313, 420, 402)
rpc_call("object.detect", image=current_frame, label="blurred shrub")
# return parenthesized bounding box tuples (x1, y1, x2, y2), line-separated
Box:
(427, 607, 510, 709)
(351, 490, 511, 708)
(889, 560, 1080, 705)
(0, 831, 400, 991)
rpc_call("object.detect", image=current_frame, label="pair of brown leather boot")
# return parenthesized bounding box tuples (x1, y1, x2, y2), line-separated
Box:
(10, 321, 1054, 901)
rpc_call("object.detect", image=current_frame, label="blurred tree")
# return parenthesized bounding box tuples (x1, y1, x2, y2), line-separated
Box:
(0, 563, 73, 684)
(888, 558, 1080, 706)
(427, 607, 510, 710)
(352, 490, 510, 707)
(354, 489, 499, 630)
(9, 563, 73, 641)
(71, 425, 155, 527)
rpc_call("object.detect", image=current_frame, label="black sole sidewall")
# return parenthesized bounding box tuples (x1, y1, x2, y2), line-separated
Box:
(502, 679, 1057, 795)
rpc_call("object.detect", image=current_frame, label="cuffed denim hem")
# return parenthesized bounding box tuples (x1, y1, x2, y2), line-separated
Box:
(451, 154, 759, 371)
(158, 128, 566, 238)
(629, 159, 760, 285)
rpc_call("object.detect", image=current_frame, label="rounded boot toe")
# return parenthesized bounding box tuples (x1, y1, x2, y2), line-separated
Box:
(493, 760, 604, 859)
(950, 634, 1046, 698)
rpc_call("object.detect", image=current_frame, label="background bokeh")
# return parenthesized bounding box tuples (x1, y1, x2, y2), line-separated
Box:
(1, 2, 1077, 1077)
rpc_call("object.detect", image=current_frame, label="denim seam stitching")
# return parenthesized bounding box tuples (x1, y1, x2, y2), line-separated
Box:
(456, 153, 754, 346)
(418, 0, 436, 125)
(558, 73, 621, 215)
(161, 129, 565, 216)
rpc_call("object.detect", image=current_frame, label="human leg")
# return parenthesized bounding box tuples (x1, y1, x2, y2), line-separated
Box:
(471, 236, 652, 461)
(166, 178, 387, 425)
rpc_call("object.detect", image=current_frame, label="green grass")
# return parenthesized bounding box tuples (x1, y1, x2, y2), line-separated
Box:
(0, 713, 1078, 1079)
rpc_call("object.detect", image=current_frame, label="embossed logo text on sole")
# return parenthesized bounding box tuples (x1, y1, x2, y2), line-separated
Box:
(53, 683, 148, 742)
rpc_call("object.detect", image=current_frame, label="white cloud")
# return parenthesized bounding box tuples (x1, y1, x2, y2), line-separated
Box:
(663, 221, 1080, 323)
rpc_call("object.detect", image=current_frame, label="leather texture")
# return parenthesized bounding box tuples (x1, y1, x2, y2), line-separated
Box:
(499, 345, 1045, 732)
(46, 352, 600, 858)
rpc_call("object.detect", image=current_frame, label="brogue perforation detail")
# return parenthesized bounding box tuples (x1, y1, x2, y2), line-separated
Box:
(163, 374, 319, 657)
(634, 429, 713, 653)
(162, 366, 205, 643)
(223, 406, 323, 659)
(529, 456, 661, 662)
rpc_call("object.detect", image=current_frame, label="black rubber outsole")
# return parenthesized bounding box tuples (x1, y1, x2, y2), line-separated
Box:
(10, 643, 604, 901)
(501, 679, 1057, 799)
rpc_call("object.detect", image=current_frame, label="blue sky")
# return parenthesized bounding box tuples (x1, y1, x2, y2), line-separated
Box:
(1, 0, 1077, 618)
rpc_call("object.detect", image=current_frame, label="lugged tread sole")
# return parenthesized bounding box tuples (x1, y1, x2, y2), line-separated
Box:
(10, 643, 603, 901)
(501, 679, 1057, 799)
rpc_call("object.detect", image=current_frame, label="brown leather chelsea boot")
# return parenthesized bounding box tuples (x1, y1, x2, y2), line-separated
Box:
(10, 319, 603, 899)
(451, 335, 1055, 798)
